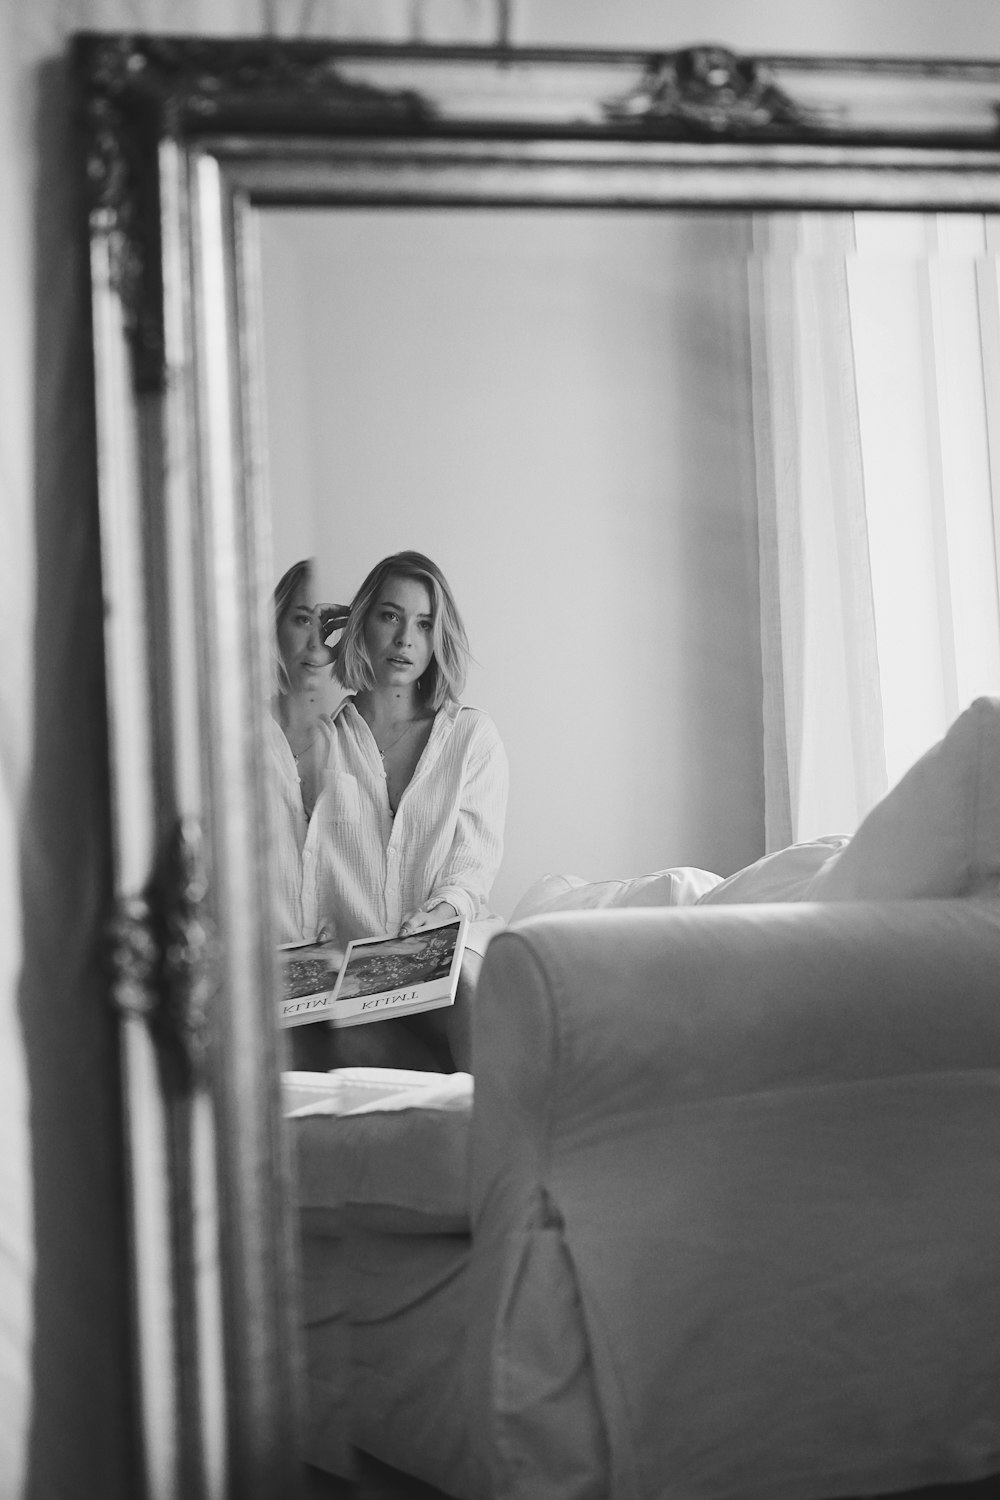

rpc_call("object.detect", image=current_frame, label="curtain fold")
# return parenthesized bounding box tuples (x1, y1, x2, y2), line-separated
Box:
(749, 213, 886, 850)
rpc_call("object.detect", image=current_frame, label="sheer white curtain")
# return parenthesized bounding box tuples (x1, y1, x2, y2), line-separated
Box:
(750, 211, 1000, 850)
(750, 214, 887, 849)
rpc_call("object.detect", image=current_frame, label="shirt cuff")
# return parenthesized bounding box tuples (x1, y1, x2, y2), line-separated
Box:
(426, 888, 476, 921)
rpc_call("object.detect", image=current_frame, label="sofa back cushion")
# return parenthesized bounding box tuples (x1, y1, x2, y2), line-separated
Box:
(807, 695, 1000, 901)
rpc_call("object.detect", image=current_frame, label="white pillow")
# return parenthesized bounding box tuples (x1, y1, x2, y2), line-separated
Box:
(508, 873, 585, 921)
(510, 866, 722, 923)
(807, 696, 1000, 900)
(696, 837, 850, 905)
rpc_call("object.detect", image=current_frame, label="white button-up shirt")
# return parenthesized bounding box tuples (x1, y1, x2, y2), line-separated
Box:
(266, 714, 335, 944)
(266, 700, 508, 954)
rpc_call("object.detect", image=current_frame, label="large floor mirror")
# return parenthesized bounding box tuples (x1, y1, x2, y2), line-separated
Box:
(78, 36, 1000, 1499)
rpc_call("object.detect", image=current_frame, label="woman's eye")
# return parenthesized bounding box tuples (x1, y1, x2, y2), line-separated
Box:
(418, 620, 432, 631)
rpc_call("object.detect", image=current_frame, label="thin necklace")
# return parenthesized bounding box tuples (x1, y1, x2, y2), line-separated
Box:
(376, 719, 418, 761)
(292, 733, 316, 764)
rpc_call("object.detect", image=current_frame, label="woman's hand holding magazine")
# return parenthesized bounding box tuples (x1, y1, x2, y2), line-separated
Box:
(277, 916, 469, 1030)
(398, 901, 459, 938)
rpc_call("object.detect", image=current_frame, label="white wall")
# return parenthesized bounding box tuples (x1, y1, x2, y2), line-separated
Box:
(261, 209, 763, 910)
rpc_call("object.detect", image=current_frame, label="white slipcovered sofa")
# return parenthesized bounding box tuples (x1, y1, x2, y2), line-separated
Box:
(289, 697, 1000, 1499)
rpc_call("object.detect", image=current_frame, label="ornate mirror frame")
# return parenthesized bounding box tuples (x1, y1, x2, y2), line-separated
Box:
(76, 34, 1000, 1500)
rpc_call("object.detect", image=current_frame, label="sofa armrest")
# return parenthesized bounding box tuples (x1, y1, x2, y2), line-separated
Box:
(466, 900, 1000, 1500)
(473, 900, 1000, 1133)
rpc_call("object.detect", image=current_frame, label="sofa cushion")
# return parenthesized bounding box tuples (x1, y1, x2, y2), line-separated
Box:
(509, 866, 722, 923)
(807, 696, 1000, 900)
(287, 1068, 473, 1235)
(695, 837, 850, 905)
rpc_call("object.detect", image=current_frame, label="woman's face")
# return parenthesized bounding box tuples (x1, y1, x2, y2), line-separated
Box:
(364, 574, 434, 690)
(277, 577, 335, 693)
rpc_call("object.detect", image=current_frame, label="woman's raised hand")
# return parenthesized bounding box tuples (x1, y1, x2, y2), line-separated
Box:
(317, 603, 350, 662)
(318, 603, 350, 644)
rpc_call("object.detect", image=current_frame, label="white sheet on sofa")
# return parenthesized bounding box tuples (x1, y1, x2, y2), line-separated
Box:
(290, 1068, 474, 1235)
(509, 865, 722, 922)
(695, 835, 849, 903)
(283, 1066, 472, 1117)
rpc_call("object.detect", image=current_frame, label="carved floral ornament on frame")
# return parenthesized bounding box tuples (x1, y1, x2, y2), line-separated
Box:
(79, 31, 1000, 401)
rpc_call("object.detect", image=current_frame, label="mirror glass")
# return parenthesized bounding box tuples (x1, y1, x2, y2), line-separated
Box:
(256, 204, 1000, 916)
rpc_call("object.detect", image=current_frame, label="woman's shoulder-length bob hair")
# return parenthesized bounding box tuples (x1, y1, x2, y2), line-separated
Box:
(336, 551, 470, 710)
(272, 557, 313, 696)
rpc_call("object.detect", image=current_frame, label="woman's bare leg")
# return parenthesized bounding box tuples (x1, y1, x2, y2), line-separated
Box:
(331, 1017, 446, 1071)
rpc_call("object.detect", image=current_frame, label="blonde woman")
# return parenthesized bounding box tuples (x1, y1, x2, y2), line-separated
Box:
(322, 550, 508, 1071)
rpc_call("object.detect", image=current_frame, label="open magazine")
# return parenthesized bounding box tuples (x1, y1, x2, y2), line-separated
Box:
(277, 916, 468, 1029)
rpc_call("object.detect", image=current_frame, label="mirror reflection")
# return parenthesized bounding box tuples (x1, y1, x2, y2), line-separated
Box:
(258, 204, 1000, 942)
(257, 205, 1000, 1498)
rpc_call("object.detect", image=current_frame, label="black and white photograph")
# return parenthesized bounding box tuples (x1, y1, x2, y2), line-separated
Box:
(8, 5, 1000, 1500)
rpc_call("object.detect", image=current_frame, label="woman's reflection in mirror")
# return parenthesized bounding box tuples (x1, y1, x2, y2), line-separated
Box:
(321, 550, 508, 1073)
(268, 559, 349, 1069)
